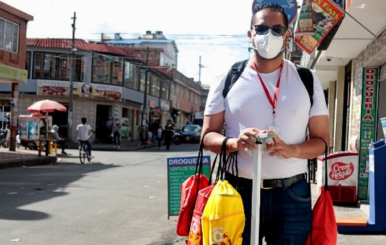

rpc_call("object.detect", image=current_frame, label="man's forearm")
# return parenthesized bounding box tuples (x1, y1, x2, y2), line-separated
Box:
(290, 137, 328, 159)
(202, 132, 227, 154)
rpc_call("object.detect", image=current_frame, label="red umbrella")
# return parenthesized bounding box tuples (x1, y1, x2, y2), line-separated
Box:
(28, 99, 67, 113)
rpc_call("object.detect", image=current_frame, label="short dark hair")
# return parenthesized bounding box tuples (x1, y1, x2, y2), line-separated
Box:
(81, 117, 87, 124)
(251, 3, 288, 29)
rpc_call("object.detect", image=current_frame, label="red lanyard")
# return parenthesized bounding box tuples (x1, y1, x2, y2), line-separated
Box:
(252, 62, 284, 117)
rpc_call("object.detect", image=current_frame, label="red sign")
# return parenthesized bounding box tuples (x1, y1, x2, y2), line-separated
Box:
(329, 162, 354, 180)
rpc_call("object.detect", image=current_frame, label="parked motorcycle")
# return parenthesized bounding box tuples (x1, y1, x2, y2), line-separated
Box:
(0, 128, 9, 148)
(173, 130, 181, 145)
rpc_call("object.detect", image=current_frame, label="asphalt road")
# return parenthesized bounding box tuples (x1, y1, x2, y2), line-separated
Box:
(0, 143, 385, 245)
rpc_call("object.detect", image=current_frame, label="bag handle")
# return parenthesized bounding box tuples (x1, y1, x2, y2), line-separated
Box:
(215, 137, 231, 182)
(195, 133, 208, 175)
(316, 137, 329, 190)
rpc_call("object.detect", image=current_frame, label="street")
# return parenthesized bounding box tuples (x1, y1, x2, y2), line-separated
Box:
(0, 143, 385, 245)
(0, 143, 205, 245)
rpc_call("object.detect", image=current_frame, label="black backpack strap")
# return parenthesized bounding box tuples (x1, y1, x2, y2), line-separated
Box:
(222, 59, 249, 98)
(296, 66, 314, 107)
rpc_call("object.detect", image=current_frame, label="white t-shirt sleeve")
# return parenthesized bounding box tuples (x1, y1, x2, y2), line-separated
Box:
(310, 71, 329, 118)
(204, 72, 228, 116)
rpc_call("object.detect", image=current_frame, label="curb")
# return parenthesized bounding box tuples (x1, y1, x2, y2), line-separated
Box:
(0, 156, 57, 169)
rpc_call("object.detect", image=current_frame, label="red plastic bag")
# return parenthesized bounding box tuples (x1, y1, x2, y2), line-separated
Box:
(187, 183, 216, 245)
(176, 136, 210, 236)
(177, 173, 209, 236)
(306, 137, 337, 245)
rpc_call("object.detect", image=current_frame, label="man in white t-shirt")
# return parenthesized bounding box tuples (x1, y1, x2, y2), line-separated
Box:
(76, 117, 95, 159)
(202, 3, 329, 245)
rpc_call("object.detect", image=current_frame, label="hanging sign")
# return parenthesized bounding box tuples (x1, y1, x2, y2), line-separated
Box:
(358, 67, 379, 200)
(295, 0, 344, 54)
(252, 0, 298, 26)
(295, 0, 314, 36)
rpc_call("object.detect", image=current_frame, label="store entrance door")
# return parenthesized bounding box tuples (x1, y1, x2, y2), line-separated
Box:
(96, 105, 112, 143)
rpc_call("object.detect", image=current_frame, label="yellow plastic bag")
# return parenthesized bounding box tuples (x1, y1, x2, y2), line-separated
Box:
(201, 180, 245, 245)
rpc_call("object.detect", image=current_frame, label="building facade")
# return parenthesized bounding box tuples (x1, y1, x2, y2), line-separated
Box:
(0, 1, 33, 150)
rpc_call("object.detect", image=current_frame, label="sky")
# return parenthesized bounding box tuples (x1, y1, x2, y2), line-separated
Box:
(4, 0, 264, 86)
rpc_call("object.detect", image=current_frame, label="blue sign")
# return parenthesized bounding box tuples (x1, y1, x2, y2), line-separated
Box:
(331, 0, 345, 9)
(252, 0, 298, 25)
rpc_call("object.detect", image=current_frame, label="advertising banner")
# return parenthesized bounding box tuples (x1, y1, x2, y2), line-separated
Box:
(295, 0, 314, 36)
(358, 68, 379, 200)
(167, 156, 211, 216)
(295, 0, 344, 54)
(37, 80, 122, 101)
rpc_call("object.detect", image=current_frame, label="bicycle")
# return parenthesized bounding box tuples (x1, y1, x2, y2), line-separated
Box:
(79, 141, 90, 164)
(78, 133, 93, 164)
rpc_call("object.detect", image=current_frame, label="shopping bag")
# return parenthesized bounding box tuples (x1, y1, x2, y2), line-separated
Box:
(201, 138, 244, 245)
(201, 180, 245, 245)
(187, 137, 229, 245)
(187, 183, 216, 245)
(306, 137, 337, 245)
(176, 135, 210, 236)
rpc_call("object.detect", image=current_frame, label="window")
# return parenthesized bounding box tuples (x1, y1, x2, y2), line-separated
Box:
(33, 52, 83, 81)
(92, 55, 123, 85)
(150, 75, 160, 97)
(0, 17, 19, 53)
(92, 55, 111, 84)
(170, 82, 175, 95)
(139, 70, 149, 93)
(124, 61, 139, 89)
(112, 57, 123, 85)
(161, 79, 170, 99)
(25, 52, 31, 78)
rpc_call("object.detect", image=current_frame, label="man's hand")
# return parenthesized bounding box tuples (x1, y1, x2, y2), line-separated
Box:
(265, 135, 299, 159)
(229, 128, 265, 152)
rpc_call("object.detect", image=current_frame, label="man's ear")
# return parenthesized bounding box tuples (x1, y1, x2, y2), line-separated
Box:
(247, 30, 253, 43)
(284, 29, 291, 43)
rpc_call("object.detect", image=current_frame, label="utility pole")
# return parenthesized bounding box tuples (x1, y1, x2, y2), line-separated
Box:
(68, 12, 76, 143)
(141, 47, 150, 142)
(198, 56, 203, 84)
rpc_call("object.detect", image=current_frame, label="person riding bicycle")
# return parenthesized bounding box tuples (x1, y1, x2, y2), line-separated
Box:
(76, 117, 95, 159)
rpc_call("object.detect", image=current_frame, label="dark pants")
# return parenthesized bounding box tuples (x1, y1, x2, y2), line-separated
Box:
(56, 140, 66, 152)
(164, 137, 172, 150)
(114, 131, 121, 146)
(157, 138, 163, 148)
(226, 172, 312, 245)
(79, 140, 92, 156)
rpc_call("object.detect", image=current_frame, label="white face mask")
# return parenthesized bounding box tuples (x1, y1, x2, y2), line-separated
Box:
(253, 29, 285, 59)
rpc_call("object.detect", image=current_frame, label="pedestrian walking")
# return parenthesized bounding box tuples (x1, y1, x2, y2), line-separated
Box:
(156, 125, 164, 150)
(112, 119, 122, 148)
(163, 119, 174, 151)
(201, 3, 329, 244)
